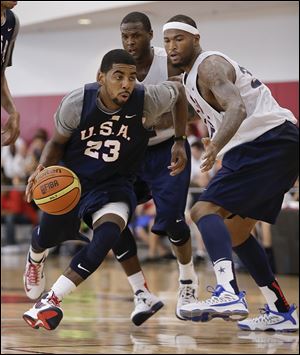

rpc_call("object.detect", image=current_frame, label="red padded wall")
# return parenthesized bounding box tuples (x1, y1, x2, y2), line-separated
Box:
(1, 82, 298, 143)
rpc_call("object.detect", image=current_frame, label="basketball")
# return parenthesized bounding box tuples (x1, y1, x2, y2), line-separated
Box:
(32, 165, 81, 215)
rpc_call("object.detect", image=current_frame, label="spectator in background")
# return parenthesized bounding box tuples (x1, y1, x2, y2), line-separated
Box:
(1, 174, 38, 251)
(1, 1, 20, 146)
(190, 140, 210, 190)
(25, 128, 48, 177)
(133, 200, 173, 262)
(1, 137, 27, 180)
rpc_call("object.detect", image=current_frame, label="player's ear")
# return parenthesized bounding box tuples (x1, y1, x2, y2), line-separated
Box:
(149, 29, 153, 41)
(97, 71, 105, 85)
(193, 34, 200, 47)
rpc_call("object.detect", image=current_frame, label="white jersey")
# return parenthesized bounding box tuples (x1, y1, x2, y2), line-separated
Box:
(138, 47, 175, 146)
(184, 51, 297, 157)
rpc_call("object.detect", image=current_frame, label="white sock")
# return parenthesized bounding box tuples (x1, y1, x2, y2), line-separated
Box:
(213, 260, 235, 294)
(128, 271, 148, 294)
(178, 259, 197, 283)
(29, 246, 47, 263)
(51, 275, 76, 301)
(259, 286, 279, 312)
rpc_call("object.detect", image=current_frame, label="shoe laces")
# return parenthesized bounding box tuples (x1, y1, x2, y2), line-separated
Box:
(25, 262, 42, 286)
(179, 285, 197, 304)
(247, 305, 274, 324)
(45, 291, 61, 307)
(202, 285, 237, 305)
(135, 291, 152, 307)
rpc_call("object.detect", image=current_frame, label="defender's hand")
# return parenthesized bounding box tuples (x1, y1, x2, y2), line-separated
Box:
(200, 138, 218, 172)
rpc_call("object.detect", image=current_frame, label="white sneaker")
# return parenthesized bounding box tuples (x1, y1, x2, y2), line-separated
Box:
(23, 250, 48, 300)
(131, 289, 164, 326)
(176, 279, 198, 320)
(238, 304, 299, 332)
(180, 285, 249, 322)
(23, 291, 63, 330)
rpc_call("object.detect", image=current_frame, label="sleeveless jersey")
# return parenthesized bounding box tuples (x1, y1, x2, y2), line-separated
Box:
(137, 47, 175, 146)
(62, 82, 150, 191)
(183, 51, 297, 157)
(1, 9, 19, 74)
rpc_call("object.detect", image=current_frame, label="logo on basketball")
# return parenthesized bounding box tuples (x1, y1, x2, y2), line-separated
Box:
(40, 180, 59, 195)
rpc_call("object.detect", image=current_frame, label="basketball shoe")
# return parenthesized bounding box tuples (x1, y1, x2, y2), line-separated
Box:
(180, 284, 248, 322)
(131, 289, 164, 326)
(238, 304, 299, 332)
(23, 291, 63, 330)
(176, 279, 198, 320)
(23, 249, 48, 299)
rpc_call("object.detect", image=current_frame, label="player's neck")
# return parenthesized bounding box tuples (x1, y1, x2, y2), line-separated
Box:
(135, 47, 154, 72)
(183, 47, 203, 73)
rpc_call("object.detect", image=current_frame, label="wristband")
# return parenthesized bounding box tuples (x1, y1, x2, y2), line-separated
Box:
(174, 135, 187, 141)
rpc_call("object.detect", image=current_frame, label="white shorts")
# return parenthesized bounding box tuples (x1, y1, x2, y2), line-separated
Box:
(92, 202, 130, 227)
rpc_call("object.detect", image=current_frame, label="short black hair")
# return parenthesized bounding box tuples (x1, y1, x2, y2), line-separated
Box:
(121, 12, 152, 32)
(100, 49, 136, 73)
(167, 15, 197, 29)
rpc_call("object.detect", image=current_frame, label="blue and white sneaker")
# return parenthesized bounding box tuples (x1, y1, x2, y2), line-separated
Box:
(176, 279, 198, 320)
(238, 304, 299, 332)
(180, 285, 248, 322)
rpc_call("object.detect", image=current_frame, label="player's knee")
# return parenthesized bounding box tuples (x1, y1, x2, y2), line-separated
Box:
(190, 201, 223, 222)
(32, 226, 58, 250)
(190, 202, 209, 222)
(71, 222, 121, 279)
(113, 227, 137, 262)
(167, 220, 190, 246)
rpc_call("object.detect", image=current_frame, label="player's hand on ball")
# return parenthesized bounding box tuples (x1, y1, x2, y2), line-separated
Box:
(26, 164, 45, 203)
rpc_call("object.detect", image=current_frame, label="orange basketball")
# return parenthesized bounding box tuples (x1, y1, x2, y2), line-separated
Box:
(32, 165, 81, 215)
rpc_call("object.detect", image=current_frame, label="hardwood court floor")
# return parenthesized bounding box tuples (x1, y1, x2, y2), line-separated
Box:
(1, 252, 299, 354)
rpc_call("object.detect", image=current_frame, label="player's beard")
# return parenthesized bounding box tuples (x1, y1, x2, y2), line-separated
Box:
(171, 55, 191, 68)
(112, 97, 126, 107)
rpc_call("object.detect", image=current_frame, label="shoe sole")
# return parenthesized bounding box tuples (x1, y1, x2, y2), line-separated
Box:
(175, 311, 188, 321)
(238, 323, 299, 332)
(23, 307, 63, 330)
(180, 308, 249, 322)
(132, 301, 164, 326)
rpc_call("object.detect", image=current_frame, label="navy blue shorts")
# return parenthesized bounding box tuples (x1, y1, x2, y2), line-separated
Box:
(35, 178, 137, 246)
(79, 177, 137, 228)
(36, 207, 81, 248)
(199, 121, 299, 224)
(137, 138, 191, 235)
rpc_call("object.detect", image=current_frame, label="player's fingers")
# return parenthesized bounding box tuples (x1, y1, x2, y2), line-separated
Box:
(168, 157, 185, 176)
(201, 137, 211, 146)
(200, 158, 214, 172)
(25, 182, 33, 203)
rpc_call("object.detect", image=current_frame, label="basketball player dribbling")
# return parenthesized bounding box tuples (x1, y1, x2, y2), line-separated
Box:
(22, 49, 189, 330)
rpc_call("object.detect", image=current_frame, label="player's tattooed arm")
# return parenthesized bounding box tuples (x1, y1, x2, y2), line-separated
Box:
(198, 56, 246, 155)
